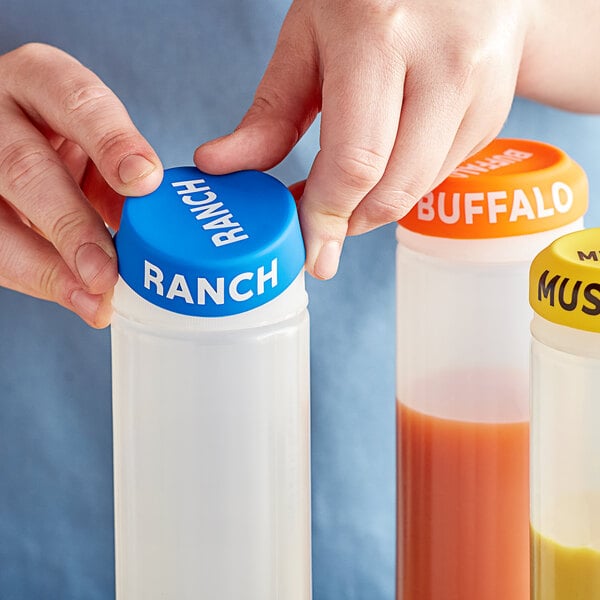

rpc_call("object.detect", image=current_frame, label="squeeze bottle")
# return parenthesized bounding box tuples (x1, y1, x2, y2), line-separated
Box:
(395, 139, 587, 600)
(530, 227, 600, 600)
(111, 167, 311, 600)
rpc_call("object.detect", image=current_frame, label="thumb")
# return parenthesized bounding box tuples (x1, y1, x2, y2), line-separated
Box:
(194, 4, 320, 174)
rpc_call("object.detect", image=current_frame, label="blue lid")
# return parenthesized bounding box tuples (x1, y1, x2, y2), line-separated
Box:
(115, 166, 305, 317)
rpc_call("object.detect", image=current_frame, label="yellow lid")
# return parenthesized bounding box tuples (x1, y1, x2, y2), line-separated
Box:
(530, 228, 600, 333)
(399, 139, 588, 238)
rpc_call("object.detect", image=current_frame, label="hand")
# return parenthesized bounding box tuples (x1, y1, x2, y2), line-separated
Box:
(0, 43, 162, 327)
(195, 0, 533, 279)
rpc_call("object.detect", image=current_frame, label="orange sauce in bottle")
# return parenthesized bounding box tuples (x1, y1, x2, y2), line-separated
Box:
(398, 402, 529, 600)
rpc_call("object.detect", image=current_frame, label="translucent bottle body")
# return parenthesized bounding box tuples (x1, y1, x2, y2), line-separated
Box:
(111, 275, 311, 600)
(396, 223, 581, 600)
(530, 316, 600, 600)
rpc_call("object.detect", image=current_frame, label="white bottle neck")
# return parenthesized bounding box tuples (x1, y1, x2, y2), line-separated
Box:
(531, 314, 600, 360)
(396, 219, 583, 263)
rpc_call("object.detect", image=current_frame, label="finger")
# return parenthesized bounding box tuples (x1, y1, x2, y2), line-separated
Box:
(428, 91, 515, 191)
(298, 43, 405, 279)
(52, 139, 126, 230)
(347, 75, 470, 236)
(54, 137, 89, 184)
(5, 43, 163, 196)
(0, 104, 118, 295)
(427, 131, 496, 194)
(82, 161, 125, 231)
(194, 4, 320, 173)
(0, 200, 111, 328)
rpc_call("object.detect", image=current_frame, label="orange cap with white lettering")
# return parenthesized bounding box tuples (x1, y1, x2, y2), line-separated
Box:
(399, 139, 588, 238)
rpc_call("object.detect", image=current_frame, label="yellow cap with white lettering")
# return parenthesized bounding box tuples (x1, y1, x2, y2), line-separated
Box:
(530, 228, 600, 332)
(399, 139, 588, 238)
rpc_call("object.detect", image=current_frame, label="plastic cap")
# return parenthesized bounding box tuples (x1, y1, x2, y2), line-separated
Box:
(530, 228, 600, 333)
(115, 166, 305, 317)
(399, 139, 588, 238)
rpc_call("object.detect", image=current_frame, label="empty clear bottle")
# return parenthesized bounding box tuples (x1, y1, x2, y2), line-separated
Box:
(396, 139, 588, 600)
(530, 227, 600, 600)
(111, 167, 311, 600)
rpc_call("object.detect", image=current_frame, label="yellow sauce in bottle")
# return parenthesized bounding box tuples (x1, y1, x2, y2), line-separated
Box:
(531, 526, 600, 600)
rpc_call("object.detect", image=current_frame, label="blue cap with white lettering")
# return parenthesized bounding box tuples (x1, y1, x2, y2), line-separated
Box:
(115, 166, 305, 317)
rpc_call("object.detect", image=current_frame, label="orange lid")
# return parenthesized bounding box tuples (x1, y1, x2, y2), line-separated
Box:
(399, 139, 588, 238)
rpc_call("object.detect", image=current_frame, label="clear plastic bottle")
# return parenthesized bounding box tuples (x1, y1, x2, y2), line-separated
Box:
(395, 139, 588, 600)
(111, 167, 311, 600)
(529, 227, 600, 600)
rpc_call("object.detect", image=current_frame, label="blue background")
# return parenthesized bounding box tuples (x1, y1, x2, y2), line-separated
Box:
(1, 2, 599, 599)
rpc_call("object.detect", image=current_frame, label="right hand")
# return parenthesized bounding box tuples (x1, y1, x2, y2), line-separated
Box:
(0, 43, 163, 327)
(195, 0, 534, 281)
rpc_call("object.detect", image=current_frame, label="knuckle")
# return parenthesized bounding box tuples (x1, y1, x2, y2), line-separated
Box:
(299, 197, 351, 230)
(249, 94, 278, 117)
(450, 60, 479, 95)
(94, 129, 138, 162)
(366, 189, 417, 223)
(245, 91, 288, 125)
(61, 81, 113, 118)
(30, 250, 75, 306)
(0, 140, 58, 196)
(315, 206, 353, 224)
(244, 93, 304, 147)
(329, 145, 387, 192)
(37, 255, 63, 300)
(437, 42, 483, 94)
(49, 208, 88, 250)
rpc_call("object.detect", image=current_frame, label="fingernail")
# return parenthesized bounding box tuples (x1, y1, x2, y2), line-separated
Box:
(118, 154, 157, 184)
(75, 243, 114, 288)
(70, 289, 102, 322)
(314, 240, 341, 280)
